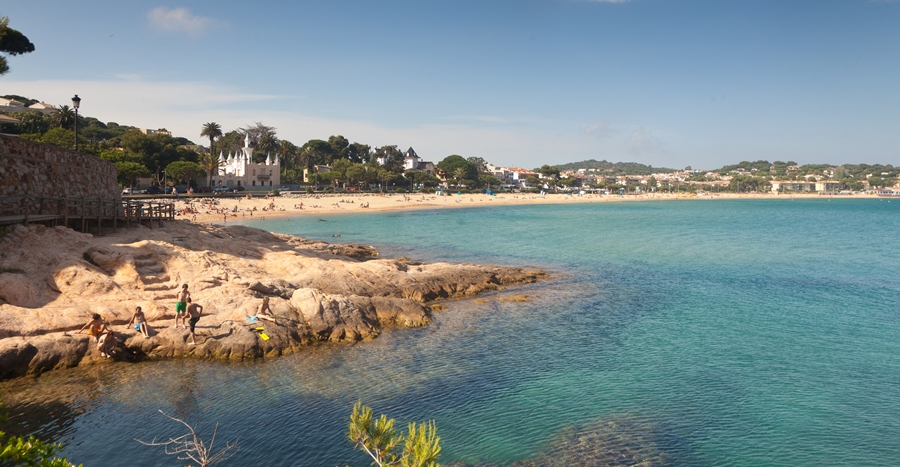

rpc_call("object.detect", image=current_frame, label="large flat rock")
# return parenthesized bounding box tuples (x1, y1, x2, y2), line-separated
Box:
(0, 221, 545, 380)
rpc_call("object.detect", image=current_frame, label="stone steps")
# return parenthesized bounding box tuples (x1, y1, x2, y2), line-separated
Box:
(141, 274, 170, 284)
(138, 265, 166, 274)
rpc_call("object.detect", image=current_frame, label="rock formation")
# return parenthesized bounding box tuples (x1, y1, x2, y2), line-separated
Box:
(0, 222, 545, 380)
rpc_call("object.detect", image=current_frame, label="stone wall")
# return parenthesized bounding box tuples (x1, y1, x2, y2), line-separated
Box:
(0, 134, 120, 201)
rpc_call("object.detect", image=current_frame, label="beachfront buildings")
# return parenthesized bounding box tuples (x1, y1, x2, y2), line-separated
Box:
(209, 134, 281, 189)
(506, 167, 540, 185)
(769, 180, 844, 193)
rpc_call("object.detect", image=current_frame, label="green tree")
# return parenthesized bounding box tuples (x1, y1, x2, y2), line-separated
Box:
(319, 170, 343, 188)
(374, 146, 404, 173)
(348, 401, 440, 467)
(479, 173, 500, 189)
(302, 139, 336, 165)
(15, 109, 48, 134)
(328, 135, 350, 159)
(98, 148, 141, 164)
(214, 130, 244, 155)
(119, 130, 197, 183)
(346, 163, 370, 188)
(537, 164, 560, 180)
(0, 17, 36, 76)
(558, 176, 578, 188)
(405, 171, 440, 190)
(467, 157, 488, 174)
(868, 176, 886, 189)
(31, 127, 88, 151)
(331, 158, 353, 186)
(348, 142, 372, 163)
(166, 161, 205, 187)
(437, 155, 477, 183)
(116, 161, 151, 189)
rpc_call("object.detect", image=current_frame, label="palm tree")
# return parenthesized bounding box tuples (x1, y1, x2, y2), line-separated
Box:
(254, 130, 278, 160)
(298, 147, 315, 182)
(51, 105, 75, 129)
(278, 140, 297, 170)
(198, 152, 219, 187)
(200, 122, 223, 157)
(200, 122, 223, 186)
(453, 167, 467, 187)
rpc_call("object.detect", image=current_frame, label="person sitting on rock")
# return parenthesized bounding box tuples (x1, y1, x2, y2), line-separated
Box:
(128, 306, 151, 338)
(78, 314, 109, 342)
(256, 297, 277, 325)
(98, 330, 118, 358)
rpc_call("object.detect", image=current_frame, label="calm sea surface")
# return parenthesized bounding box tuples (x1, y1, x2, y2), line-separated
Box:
(2, 199, 899, 466)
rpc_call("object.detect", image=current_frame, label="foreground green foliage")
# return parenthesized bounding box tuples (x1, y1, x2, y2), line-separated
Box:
(0, 401, 79, 467)
(0, 434, 77, 467)
(348, 402, 440, 467)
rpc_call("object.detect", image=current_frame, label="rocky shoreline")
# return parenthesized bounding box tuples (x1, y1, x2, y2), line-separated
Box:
(0, 221, 546, 381)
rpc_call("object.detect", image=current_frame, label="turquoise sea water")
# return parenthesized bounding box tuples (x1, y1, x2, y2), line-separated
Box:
(2, 199, 899, 466)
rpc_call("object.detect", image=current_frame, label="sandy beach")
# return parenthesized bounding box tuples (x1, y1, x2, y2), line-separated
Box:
(167, 191, 874, 225)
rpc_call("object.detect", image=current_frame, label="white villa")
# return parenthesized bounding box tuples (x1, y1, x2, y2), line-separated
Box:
(375, 147, 434, 172)
(209, 134, 281, 189)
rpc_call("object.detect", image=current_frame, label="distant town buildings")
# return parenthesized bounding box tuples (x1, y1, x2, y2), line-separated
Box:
(139, 128, 172, 137)
(0, 98, 58, 114)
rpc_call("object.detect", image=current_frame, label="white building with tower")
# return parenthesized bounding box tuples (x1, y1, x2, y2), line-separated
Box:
(209, 134, 281, 189)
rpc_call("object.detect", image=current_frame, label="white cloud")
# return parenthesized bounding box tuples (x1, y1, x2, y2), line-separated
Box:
(2, 78, 593, 167)
(628, 127, 663, 156)
(585, 120, 612, 138)
(147, 7, 220, 36)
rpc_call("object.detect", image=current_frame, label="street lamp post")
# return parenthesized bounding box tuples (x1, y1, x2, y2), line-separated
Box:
(71, 95, 81, 151)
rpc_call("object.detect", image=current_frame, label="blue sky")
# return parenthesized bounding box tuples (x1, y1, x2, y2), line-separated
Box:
(3, 0, 898, 170)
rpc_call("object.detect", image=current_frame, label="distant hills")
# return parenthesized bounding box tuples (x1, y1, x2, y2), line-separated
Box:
(553, 159, 897, 179)
(550, 159, 676, 175)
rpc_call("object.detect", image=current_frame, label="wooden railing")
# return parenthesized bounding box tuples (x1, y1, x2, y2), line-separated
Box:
(0, 196, 175, 234)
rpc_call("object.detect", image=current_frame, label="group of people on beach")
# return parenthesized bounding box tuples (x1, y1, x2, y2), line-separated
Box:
(76, 283, 280, 357)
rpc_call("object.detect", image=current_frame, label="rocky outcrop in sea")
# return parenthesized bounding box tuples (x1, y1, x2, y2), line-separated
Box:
(0, 222, 545, 380)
